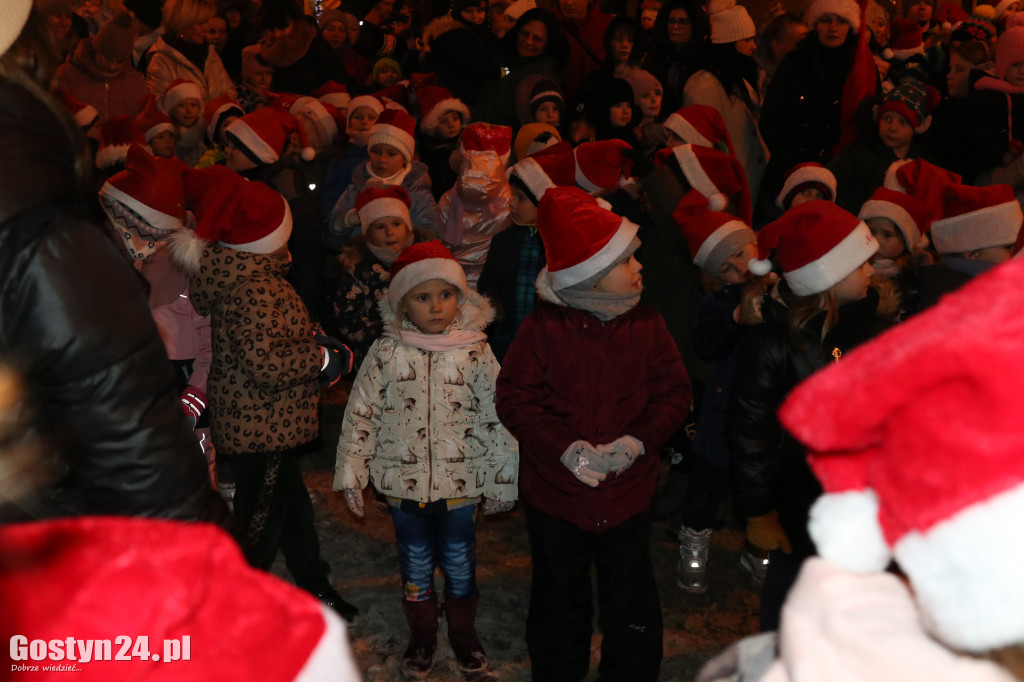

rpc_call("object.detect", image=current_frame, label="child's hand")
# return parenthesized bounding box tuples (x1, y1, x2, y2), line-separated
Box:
(559, 440, 607, 487)
(594, 436, 645, 475)
(746, 511, 792, 553)
(342, 489, 365, 518)
(481, 498, 515, 515)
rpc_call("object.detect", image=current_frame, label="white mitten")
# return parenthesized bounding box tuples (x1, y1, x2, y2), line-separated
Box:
(595, 436, 645, 475)
(481, 497, 515, 515)
(559, 440, 607, 487)
(341, 488, 364, 518)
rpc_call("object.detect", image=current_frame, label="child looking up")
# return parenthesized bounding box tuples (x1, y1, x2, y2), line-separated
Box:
(334, 241, 518, 679)
(496, 187, 691, 682)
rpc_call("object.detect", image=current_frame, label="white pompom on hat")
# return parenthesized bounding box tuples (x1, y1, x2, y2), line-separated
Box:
(668, 143, 753, 224)
(388, 239, 469, 307)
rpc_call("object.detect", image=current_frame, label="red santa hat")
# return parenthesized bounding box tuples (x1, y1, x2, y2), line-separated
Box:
(749, 200, 878, 295)
(804, 0, 861, 31)
(96, 114, 145, 169)
(662, 104, 735, 156)
(136, 94, 175, 143)
(54, 87, 98, 129)
(160, 78, 203, 114)
(99, 145, 187, 234)
(858, 186, 931, 251)
(674, 189, 755, 275)
(536, 187, 640, 291)
(778, 255, 1024, 653)
(388, 239, 469, 307)
(668, 143, 753, 225)
(172, 166, 292, 272)
(887, 18, 923, 60)
(929, 183, 1023, 254)
(884, 158, 961, 210)
(203, 93, 244, 144)
(313, 81, 351, 110)
(366, 109, 416, 165)
(417, 85, 470, 137)
(225, 108, 306, 165)
(289, 96, 343, 155)
(508, 140, 576, 203)
(375, 82, 409, 111)
(355, 185, 412, 236)
(573, 139, 634, 195)
(776, 162, 838, 209)
(347, 94, 386, 119)
(459, 122, 513, 165)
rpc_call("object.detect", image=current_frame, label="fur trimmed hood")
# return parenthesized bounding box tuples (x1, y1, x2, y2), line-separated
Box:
(377, 288, 496, 333)
(423, 15, 463, 47)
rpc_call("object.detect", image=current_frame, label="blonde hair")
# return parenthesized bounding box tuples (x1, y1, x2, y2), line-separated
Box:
(163, 0, 217, 36)
(778, 283, 840, 347)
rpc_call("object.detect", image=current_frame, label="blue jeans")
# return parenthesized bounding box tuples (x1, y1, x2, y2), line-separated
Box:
(391, 503, 478, 601)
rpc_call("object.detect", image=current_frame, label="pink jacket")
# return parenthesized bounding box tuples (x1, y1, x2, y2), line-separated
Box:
(53, 41, 147, 123)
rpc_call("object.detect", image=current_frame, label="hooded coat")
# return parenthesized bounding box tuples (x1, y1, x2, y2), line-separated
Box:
(54, 39, 147, 123)
(146, 35, 236, 102)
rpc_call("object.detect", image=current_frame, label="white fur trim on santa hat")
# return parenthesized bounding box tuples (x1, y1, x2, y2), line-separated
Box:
(808, 490, 891, 573)
(162, 80, 203, 114)
(388, 256, 469, 307)
(930, 200, 1023, 254)
(693, 219, 752, 270)
(776, 166, 838, 209)
(674, 145, 728, 211)
(663, 112, 713, 148)
(891, 45, 925, 60)
(883, 159, 912, 191)
(549, 216, 640, 290)
(95, 143, 132, 169)
(511, 157, 556, 201)
(220, 201, 293, 255)
(420, 97, 470, 136)
(99, 183, 184, 235)
(367, 123, 414, 164)
(348, 95, 385, 116)
(805, 0, 862, 31)
(226, 118, 279, 165)
(320, 92, 351, 110)
(574, 162, 603, 195)
(359, 197, 412, 235)
(784, 221, 878, 295)
(859, 198, 920, 249)
(291, 97, 339, 148)
(893, 483, 1024, 652)
(995, 0, 1018, 19)
(143, 120, 175, 142)
(292, 606, 361, 680)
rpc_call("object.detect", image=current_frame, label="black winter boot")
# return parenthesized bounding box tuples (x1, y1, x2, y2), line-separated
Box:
(444, 593, 489, 677)
(401, 596, 438, 679)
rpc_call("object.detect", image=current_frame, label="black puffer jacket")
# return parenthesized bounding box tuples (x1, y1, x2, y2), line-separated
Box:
(727, 287, 887, 557)
(0, 81, 233, 529)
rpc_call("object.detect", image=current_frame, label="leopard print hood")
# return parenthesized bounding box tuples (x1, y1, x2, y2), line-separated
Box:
(377, 288, 496, 333)
(189, 245, 291, 317)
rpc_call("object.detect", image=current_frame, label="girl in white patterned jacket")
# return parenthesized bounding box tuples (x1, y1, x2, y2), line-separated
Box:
(334, 240, 518, 680)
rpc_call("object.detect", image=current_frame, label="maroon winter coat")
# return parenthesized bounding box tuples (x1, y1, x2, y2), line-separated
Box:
(496, 290, 691, 532)
(53, 40, 147, 123)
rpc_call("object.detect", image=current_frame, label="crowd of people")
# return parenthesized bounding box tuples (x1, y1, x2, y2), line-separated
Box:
(6, 0, 1024, 678)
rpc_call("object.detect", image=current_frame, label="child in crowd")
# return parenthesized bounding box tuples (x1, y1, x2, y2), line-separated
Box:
(319, 94, 386, 219)
(662, 104, 735, 154)
(238, 44, 274, 113)
(512, 122, 562, 162)
(775, 162, 838, 212)
(171, 165, 358, 623)
(136, 95, 178, 160)
(196, 93, 244, 167)
(334, 241, 518, 679)
(161, 78, 207, 167)
(416, 85, 471, 199)
(368, 57, 403, 88)
(727, 200, 890, 631)
(326, 109, 444, 250)
(515, 76, 564, 129)
(496, 187, 691, 681)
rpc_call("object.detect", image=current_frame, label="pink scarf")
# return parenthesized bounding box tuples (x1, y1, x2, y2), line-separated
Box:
(381, 325, 486, 352)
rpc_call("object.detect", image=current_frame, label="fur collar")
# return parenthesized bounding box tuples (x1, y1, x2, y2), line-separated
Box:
(423, 15, 462, 46)
(377, 288, 496, 333)
(261, 18, 317, 68)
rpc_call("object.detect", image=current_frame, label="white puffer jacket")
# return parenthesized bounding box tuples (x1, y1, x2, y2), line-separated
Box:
(333, 291, 518, 503)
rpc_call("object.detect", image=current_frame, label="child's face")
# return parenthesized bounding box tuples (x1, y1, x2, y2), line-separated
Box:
(298, 113, 323, 153)
(509, 185, 538, 225)
(207, 17, 229, 49)
(216, 115, 239, 146)
(343, 15, 361, 44)
(834, 260, 875, 304)
(534, 101, 560, 126)
(609, 102, 633, 128)
(735, 37, 757, 56)
(878, 110, 914, 155)
(225, 140, 257, 171)
(905, 0, 933, 24)
(225, 8, 241, 28)
(321, 20, 348, 48)
(246, 66, 273, 93)
(867, 216, 907, 260)
(348, 106, 378, 133)
(437, 110, 464, 139)
(366, 216, 410, 252)
(149, 130, 177, 158)
(594, 253, 643, 294)
(460, 5, 486, 24)
(402, 278, 460, 333)
(715, 241, 758, 285)
(790, 186, 824, 209)
(369, 143, 406, 177)
(640, 9, 657, 29)
(610, 30, 634, 63)
(1006, 60, 1024, 88)
(947, 52, 974, 99)
(170, 98, 201, 128)
(638, 87, 663, 118)
(375, 65, 400, 87)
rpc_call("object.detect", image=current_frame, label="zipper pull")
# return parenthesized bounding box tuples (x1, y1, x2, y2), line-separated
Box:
(832, 347, 842, 363)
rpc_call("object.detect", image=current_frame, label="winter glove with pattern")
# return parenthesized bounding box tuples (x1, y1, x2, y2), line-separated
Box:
(559, 440, 607, 487)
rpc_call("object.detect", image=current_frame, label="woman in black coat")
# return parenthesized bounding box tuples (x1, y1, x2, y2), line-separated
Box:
(638, 0, 709, 116)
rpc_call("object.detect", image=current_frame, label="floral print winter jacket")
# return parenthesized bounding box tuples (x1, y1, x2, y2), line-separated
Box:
(333, 293, 519, 503)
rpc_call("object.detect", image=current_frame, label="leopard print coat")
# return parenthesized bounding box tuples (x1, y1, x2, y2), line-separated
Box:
(189, 245, 320, 455)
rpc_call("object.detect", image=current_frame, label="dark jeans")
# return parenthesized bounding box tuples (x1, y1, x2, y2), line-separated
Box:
(525, 506, 663, 682)
(680, 457, 731, 531)
(229, 448, 331, 593)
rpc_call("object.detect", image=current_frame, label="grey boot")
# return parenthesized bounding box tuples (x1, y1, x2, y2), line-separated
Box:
(677, 526, 712, 593)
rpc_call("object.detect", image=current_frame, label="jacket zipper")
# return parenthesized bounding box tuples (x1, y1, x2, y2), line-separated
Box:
(426, 353, 432, 497)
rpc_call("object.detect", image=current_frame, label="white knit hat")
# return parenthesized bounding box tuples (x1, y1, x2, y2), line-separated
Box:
(708, 0, 756, 43)
(366, 109, 416, 165)
(0, 0, 32, 58)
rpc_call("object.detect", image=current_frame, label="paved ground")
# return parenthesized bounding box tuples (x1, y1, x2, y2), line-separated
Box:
(271, 385, 761, 681)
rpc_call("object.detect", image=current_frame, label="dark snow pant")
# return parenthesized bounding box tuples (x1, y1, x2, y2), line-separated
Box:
(229, 448, 332, 593)
(525, 506, 662, 682)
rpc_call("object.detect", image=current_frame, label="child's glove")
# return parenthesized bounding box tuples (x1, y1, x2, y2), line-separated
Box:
(746, 510, 792, 554)
(343, 208, 361, 227)
(594, 435, 645, 475)
(559, 440, 607, 487)
(481, 497, 515, 515)
(179, 386, 208, 429)
(314, 327, 354, 387)
(342, 489, 364, 518)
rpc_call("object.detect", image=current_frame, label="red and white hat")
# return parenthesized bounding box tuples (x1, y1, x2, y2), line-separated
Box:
(778, 255, 1024, 652)
(367, 109, 416, 165)
(884, 158, 961, 210)
(96, 114, 145, 169)
(136, 94, 175, 142)
(54, 87, 98, 129)
(225, 108, 303, 166)
(204, 93, 244, 143)
(662, 104, 735, 155)
(574, 139, 634, 195)
(536, 186, 640, 291)
(417, 85, 470, 137)
(290, 96, 343, 155)
(313, 81, 351, 110)
(100, 144, 187, 234)
(459, 122, 513, 165)
(804, 0, 861, 31)
(858, 186, 931, 251)
(669, 144, 753, 225)
(347, 94, 385, 118)
(356, 185, 412, 235)
(749, 200, 878, 295)
(160, 78, 203, 114)
(887, 18, 923, 60)
(508, 140, 576, 202)
(388, 239, 469, 307)
(775, 162, 838, 209)
(930, 183, 1023, 254)
(673, 189, 755, 275)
